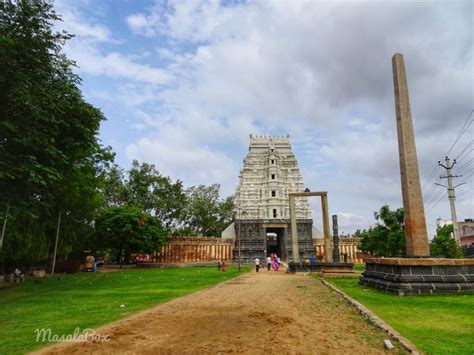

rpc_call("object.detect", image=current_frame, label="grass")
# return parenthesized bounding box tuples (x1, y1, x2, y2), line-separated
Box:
(353, 263, 366, 272)
(0, 266, 246, 354)
(327, 277, 474, 355)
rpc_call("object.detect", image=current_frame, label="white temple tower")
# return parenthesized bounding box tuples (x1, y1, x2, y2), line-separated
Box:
(222, 134, 316, 262)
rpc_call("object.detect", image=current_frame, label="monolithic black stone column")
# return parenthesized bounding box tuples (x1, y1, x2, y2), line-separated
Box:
(332, 214, 340, 263)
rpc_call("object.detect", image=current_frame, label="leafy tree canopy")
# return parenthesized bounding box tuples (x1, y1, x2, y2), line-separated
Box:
(0, 0, 111, 270)
(95, 206, 166, 263)
(184, 184, 234, 237)
(100, 160, 187, 233)
(430, 224, 465, 258)
(0, 0, 105, 210)
(359, 205, 406, 257)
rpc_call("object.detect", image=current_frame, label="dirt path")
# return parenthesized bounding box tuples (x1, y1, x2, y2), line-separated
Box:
(37, 271, 403, 354)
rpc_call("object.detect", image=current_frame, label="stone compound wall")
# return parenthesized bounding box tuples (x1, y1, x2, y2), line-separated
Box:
(153, 236, 362, 264)
(314, 237, 363, 263)
(154, 237, 233, 263)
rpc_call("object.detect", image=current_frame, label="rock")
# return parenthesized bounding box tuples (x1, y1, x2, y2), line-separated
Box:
(384, 339, 394, 350)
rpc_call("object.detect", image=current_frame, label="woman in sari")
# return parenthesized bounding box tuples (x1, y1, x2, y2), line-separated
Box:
(272, 258, 279, 271)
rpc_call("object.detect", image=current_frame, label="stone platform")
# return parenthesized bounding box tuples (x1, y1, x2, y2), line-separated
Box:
(287, 261, 354, 273)
(360, 257, 474, 296)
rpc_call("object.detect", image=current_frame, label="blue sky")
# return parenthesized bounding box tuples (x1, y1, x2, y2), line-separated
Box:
(54, 0, 473, 235)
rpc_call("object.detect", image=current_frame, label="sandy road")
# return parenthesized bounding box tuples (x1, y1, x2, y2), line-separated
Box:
(37, 270, 403, 354)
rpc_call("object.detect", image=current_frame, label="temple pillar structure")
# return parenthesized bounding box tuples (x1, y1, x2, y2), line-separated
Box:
(392, 53, 430, 256)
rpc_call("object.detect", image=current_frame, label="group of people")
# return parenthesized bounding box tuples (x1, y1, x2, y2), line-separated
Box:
(255, 253, 281, 272)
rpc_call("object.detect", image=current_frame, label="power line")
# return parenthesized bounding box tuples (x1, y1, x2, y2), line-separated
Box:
(456, 158, 474, 172)
(424, 181, 442, 205)
(421, 164, 441, 190)
(461, 169, 474, 182)
(456, 150, 473, 165)
(426, 193, 446, 213)
(422, 111, 472, 198)
(445, 109, 474, 157)
(454, 140, 474, 161)
(425, 187, 445, 210)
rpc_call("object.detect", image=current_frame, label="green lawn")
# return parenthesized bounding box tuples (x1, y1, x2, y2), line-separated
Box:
(353, 263, 366, 272)
(327, 277, 474, 355)
(0, 266, 245, 354)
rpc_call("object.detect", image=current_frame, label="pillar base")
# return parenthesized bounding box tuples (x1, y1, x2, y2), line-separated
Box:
(360, 257, 474, 296)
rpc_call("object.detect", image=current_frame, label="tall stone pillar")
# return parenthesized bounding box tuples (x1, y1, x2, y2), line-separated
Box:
(321, 193, 333, 262)
(392, 53, 430, 256)
(289, 195, 300, 262)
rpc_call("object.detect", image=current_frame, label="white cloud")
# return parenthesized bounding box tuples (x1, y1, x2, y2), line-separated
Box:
(55, 0, 113, 42)
(59, 0, 473, 233)
(125, 137, 239, 195)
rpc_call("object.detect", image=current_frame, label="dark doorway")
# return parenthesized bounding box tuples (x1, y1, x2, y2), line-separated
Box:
(265, 227, 285, 260)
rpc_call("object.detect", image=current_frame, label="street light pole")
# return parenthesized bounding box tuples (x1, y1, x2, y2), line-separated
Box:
(238, 215, 241, 272)
(234, 208, 245, 272)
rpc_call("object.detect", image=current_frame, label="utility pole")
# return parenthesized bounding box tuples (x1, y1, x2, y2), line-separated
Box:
(436, 157, 463, 244)
(0, 205, 9, 252)
(233, 208, 244, 272)
(51, 211, 62, 275)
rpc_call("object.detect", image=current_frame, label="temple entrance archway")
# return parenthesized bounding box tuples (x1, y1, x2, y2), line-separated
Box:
(265, 227, 286, 260)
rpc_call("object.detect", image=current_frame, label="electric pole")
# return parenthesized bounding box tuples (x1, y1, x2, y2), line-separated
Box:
(51, 211, 62, 275)
(436, 157, 464, 244)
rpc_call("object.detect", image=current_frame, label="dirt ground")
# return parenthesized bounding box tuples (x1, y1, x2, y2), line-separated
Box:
(36, 270, 405, 354)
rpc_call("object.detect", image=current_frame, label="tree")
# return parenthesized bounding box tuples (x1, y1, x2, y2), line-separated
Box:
(99, 161, 187, 233)
(0, 0, 109, 271)
(94, 207, 166, 264)
(99, 164, 128, 208)
(126, 161, 187, 232)
(430, 224, 464, 258)
(359, 205, 406, 257)
(0, 0, 104, 209)
(184, 184, 234, 237)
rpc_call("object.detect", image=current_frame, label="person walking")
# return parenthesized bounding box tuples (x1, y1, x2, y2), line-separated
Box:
(255, 257, 260, 272)
(221, 260, 227, 272)
(266, 256, 272, 271)
(272, 257, 279, 271)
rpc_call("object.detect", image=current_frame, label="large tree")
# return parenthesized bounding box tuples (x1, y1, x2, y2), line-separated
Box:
(0, 0, 109, 270)
(0, 0, 104, 208)
(359, 205, 406, 257)
(94, 206, 166, 264)
(184, 184, 234, 237)
(100, 161, 187, 233)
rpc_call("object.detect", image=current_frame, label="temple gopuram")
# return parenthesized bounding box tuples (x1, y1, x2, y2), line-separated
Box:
(222, 134, 321, 262)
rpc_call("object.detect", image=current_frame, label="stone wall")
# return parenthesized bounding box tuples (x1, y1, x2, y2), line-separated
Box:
(233, 219, 314, 263)
(314, 237, 363, 263)
(154, 237, 233, 263)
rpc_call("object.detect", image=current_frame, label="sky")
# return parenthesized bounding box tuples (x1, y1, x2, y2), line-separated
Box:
(53, 0, 473, 236)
